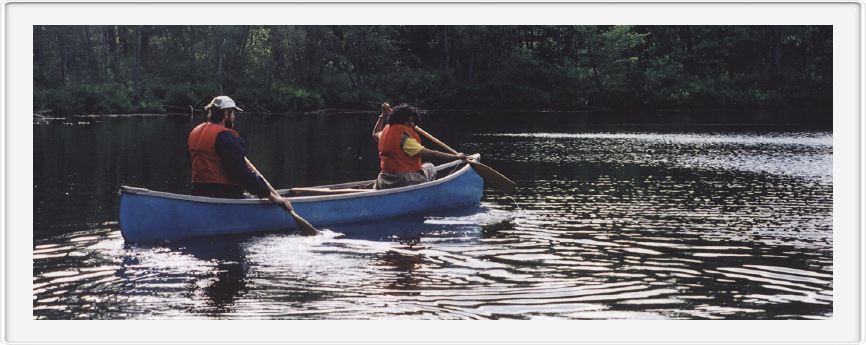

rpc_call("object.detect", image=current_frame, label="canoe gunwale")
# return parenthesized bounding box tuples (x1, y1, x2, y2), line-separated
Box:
(120, 154, 480, 205)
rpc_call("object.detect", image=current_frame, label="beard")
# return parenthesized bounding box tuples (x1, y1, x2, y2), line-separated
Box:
(224, 118, 234, 129)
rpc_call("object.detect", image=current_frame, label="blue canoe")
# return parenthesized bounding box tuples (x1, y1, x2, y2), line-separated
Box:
(119, 155, 484, 242)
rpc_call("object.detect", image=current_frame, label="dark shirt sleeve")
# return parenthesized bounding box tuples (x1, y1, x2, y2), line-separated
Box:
(214, 131, 272, 198)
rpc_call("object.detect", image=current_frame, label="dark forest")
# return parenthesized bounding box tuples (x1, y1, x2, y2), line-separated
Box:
(33, 25, 832, 115)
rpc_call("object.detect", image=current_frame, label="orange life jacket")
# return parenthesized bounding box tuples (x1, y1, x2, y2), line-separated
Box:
(378, 124, 423, 173)
(188, 122, 241, 185)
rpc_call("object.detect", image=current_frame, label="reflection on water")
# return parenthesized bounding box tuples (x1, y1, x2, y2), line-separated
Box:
(482, 132, 831, 182)
(33, 112, 832, 319)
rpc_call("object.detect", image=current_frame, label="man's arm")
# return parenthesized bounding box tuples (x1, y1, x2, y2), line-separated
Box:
(214, 132, 272, 198)
(372, 102, 392, 142)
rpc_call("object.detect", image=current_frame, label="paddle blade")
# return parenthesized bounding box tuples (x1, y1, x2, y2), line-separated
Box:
(289, 210, 319, 236)
(469, 161, 516, 194)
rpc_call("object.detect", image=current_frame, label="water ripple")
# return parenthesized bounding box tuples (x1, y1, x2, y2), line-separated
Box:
(33, 129, 832, 319)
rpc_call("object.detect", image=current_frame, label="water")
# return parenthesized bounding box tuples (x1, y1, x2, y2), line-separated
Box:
(33, 111, 833, 319)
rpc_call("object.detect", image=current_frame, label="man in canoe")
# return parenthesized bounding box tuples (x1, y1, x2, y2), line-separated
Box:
(188, 95, 293, 210)
(372, 102, 467, 189)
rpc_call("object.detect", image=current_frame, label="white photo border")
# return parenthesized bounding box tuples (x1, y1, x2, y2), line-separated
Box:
(3, 1, 862, 344)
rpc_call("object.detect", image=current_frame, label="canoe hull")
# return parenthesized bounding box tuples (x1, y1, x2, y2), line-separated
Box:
(119, 163, 483, 242)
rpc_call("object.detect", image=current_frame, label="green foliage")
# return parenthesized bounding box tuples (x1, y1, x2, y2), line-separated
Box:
(33, 25, 832, 115)
(266, 84, 324, 111)
(35, 83, 134, 115)
(159, 82, 216, 109)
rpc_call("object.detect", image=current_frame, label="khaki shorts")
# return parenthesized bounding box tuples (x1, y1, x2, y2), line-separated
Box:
(374, 163, 437, 189)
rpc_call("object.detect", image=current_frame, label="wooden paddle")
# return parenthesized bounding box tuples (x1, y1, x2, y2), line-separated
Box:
(244, 158, 319, 236)
(414, 126, 517, 194)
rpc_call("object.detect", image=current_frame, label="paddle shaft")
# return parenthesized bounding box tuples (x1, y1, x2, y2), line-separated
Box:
(414, 126, 517, 194)
(244, 157, 318, 235)
(244, 158, 279, 194)
(413, 127, 459, 155)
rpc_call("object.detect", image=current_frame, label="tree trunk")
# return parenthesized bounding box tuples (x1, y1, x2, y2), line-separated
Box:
(81, 26, 95, 79)
(132, 27, 142, 88)
(218, 37, 225, 94)
(467, 49, 475, 83)
(270, 27, 284, 79)
(60, 43, 69, 86)
(441, 26, 450, 75)
(103, 26, 117, 79)
(453, 31, 461, 80)
(586, 39, 606, 102)
(33, 26, 42, 74)
(773, 27, 782, 79)
(60, 35, 68, 86)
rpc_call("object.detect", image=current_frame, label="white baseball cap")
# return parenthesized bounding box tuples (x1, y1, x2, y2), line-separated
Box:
(204, 95, 244, 112)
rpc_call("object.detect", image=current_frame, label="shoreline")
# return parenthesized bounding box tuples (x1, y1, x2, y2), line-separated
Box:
(35, 106, 829, 119)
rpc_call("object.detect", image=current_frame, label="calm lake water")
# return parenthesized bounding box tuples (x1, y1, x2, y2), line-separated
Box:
(33, 110, 833, 319)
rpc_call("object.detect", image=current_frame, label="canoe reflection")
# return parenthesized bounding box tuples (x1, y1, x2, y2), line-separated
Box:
(170, 237, 249, 312)
(115, 204, 491, 316)
(119, 235, 255, 314)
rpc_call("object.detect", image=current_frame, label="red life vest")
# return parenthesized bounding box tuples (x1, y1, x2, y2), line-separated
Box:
(188, 122, 241, 185)
(378, 124, 423, 173)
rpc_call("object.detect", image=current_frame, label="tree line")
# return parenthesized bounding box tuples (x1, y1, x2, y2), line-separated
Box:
(33, 25, 832, 115)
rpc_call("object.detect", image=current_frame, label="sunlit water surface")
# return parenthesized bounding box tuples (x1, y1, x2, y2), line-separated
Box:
(33, 112, 832, 319)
